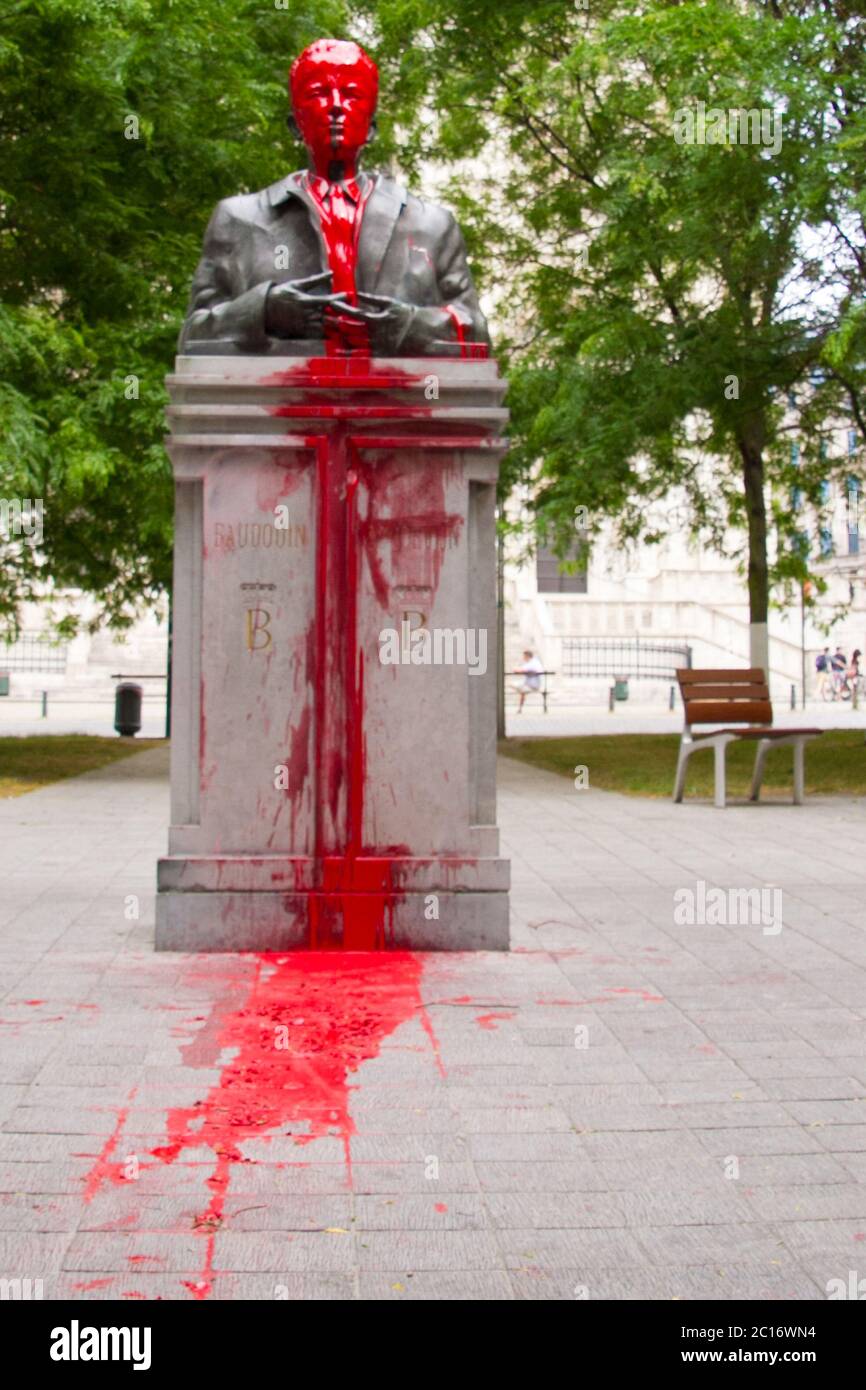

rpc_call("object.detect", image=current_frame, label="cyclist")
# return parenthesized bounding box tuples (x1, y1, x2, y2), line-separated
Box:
(830, 646, 849, 699)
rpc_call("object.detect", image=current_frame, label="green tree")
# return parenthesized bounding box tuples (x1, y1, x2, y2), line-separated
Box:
(368, 0, 866, 672)
(0, 0, 346, 634)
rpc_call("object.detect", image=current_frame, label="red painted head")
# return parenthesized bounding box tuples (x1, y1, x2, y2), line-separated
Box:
(290, 39, 378, 174)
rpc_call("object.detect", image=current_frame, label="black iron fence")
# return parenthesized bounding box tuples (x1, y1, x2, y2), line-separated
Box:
(561, 638, 692, 680)
(0, 632, 68, 673)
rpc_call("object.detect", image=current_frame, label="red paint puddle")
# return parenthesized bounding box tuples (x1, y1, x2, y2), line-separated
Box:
(475, 1012, 516, 1031)
(84, 951, 439, 1300)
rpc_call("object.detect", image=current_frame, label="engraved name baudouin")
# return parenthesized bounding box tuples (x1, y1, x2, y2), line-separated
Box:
(180, 38, 490, 358)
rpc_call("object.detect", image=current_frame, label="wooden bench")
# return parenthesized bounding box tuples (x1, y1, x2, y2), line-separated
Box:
(674, 668, 823, 808)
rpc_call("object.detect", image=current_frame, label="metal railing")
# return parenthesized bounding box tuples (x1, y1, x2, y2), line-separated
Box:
(561, 638, 693, 679)
(0, 632, 68, 672)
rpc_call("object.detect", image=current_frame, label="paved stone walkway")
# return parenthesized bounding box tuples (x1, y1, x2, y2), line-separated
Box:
(1, 748, 864, 1300)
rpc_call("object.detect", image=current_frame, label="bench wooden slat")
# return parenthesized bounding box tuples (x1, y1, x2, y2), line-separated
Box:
(679, 683, 768, 699)
(684, 698, 773, 726)
(677, 667, 766, 684)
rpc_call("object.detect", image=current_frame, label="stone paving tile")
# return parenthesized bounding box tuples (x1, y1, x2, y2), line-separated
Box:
(355, 1230, 503, 1271)
(359, 1270, 514, 1299)
(744, 1185, 866, 1222)
(507, 1265, 824, 1301)
(351, 1162, 479, 1195)
(694, 1128, 828, 1162)
(500, 1226, 648, 1268)
(213, 1231, 357, 1272)
(770, 1218, 866, 1259)
(354, 1194, 488, 1230)
(0, 748, 864, 1300)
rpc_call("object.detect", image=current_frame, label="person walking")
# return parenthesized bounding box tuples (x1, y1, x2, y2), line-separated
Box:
(815, 647, 831, 699)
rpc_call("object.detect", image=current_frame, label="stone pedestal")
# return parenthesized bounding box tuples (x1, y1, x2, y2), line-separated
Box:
(155, 354, 510, 950)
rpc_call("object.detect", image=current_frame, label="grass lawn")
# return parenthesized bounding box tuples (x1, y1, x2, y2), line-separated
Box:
(499, 729, 866, 799)
(0, 735, 165, 798)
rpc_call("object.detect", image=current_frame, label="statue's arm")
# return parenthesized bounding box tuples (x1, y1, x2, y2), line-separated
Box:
(396, 211, 490, 354)
(179, 201, 272, 352)
(434, 213, 490, 347)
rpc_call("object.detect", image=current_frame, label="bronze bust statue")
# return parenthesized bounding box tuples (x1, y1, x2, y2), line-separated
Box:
(180, 39, 489, 358)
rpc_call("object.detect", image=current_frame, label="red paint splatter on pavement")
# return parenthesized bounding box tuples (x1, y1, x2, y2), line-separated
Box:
(607, 987, 663, 1003)
(72, 1278, 114, 1292)
(563, 987, 665, 1007)
(418, 1004, 447, 1079)
(434, 1202, 448, 1213)
(83, 951, 438, 1300)
(82, 1088, 137, 1204)
(475, 1012, 516, 1030)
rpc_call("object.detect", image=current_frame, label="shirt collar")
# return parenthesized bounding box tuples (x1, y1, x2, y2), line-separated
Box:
(305, 171, 366, 205)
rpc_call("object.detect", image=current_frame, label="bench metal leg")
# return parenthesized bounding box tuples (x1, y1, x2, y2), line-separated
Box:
(793, 739, 805, 805)
(713, 740, 728, 808)
(750, 739, 771, 802)
(751, 735, 811, 805)
(673, 738, 691, 803)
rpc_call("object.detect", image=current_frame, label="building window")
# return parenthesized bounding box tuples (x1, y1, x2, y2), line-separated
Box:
(847, 476, 861, 556)
(536, 543, 588, 594)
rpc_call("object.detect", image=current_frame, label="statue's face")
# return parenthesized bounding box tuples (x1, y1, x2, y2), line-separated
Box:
(291, 45, 378, 163)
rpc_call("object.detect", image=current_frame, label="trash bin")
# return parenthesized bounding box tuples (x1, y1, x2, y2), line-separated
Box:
(114, 681, 143, 736)
(614, 676, 629, 701)
(0, 671, 9, 697)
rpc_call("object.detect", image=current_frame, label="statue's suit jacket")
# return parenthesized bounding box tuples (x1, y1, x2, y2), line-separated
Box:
(180, 171, 489, 354)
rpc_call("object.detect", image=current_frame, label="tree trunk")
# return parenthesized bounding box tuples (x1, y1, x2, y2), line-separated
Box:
(738, 419, 770, 678)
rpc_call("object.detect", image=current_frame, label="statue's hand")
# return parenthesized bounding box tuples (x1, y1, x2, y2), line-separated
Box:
(266, 272, 350, 338)
(342, 292, 419, 353)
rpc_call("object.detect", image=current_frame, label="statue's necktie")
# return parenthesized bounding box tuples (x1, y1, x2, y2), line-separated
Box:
(308, 176, 370, 353)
